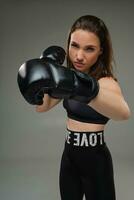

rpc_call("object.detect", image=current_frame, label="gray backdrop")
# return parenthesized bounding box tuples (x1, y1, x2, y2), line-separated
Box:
(0, 0, 134, 200)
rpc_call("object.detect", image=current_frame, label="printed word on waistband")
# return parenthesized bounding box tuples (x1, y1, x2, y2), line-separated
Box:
(66, 131, 104, 147)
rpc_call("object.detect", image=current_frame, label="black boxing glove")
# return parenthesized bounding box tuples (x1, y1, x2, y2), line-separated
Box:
(17, 58, 54, 105)
(40, 45, 66, 65)
(45, 62, 99, 103)
(17, 46, 66, 105)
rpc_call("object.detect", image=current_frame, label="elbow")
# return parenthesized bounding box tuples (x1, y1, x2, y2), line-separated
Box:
(118, 101, 132, 121)
(36, 107, 43, 113)
(36, 105, 48, 113)
(122, 109, 131, 120)
(120, 107, 131, 120)
(113, 106, 131, 121)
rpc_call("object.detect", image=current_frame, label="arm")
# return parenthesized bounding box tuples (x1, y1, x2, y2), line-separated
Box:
(36, 94, 61, 112)
(89, 77, 131, 121)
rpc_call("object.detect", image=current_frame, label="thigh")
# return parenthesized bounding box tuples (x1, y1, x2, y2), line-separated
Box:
(83, 145, 116, 200)
(59, 149, 84, 200)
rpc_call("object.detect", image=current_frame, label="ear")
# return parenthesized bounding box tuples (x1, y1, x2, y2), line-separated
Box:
(99, 48, 103, 55)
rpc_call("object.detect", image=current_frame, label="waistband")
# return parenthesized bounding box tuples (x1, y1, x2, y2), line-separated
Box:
(65, 129, 105, 148)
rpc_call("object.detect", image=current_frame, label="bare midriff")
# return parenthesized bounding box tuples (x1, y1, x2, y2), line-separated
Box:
(67, 118, 105, 132)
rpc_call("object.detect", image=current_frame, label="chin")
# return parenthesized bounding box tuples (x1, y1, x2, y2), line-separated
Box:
(75, 67, 89, 73)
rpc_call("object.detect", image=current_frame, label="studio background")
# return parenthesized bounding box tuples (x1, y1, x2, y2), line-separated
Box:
(0, 0, 133, 200)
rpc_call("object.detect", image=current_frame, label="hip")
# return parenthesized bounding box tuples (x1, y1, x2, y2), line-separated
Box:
(65, 128, 105, 149)
(62, 129, 114, 176)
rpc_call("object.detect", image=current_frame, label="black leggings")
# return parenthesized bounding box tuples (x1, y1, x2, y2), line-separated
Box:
(59, 129, 116, 200)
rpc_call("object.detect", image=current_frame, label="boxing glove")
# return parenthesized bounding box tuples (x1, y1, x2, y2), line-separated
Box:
(39, 46, 99, 103)
(40, 45, 66, 65)
(46, 62, 99, 103)
(17, 46, 66, 105)
(17, 58, 54, 105)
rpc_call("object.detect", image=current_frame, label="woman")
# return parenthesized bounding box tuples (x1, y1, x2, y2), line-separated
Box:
(36, 15, 131, 200)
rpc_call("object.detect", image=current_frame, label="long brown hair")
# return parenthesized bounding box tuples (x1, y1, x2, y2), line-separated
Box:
(66, 15, 117, 80)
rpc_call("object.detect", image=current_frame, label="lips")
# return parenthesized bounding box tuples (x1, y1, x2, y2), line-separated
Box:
(74, 62, 85, 68)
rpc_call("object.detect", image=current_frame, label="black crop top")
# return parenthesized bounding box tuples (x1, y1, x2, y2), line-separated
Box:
(63, 99, 109, 124)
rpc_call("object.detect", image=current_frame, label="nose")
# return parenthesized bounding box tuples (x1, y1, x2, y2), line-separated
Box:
(76, 50, 84, 62)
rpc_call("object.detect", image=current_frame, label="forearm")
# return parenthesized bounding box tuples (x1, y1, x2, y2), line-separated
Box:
(89, 87, 131, 121)
(36, 94, 61, 112)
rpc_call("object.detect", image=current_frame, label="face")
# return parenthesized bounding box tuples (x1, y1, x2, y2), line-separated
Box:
(69, 29, 102, 73)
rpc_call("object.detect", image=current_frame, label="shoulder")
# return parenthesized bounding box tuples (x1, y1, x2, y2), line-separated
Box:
(98, 77, 122, 94)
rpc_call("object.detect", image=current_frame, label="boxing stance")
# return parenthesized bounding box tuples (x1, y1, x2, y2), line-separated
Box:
(17, 46, 99, 105)
(17, 15, 131, 200)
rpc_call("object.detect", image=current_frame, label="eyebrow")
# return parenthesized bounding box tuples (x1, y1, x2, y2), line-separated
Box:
(71, 41, 97, 48)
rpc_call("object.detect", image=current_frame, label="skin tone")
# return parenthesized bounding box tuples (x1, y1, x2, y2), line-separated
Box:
(36, 29, 131, 132)
(69, 29, 102, 73)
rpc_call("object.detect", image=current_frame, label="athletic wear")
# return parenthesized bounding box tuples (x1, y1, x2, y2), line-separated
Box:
(63, 99, 109, 124)
(59, 129, 116, 200)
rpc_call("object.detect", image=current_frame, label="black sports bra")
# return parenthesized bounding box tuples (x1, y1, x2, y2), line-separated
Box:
(63, 99, 109, 124)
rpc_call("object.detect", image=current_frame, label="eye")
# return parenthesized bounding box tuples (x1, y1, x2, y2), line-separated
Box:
(70, 42, 79, 48)
(85, 47, 95, 52)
